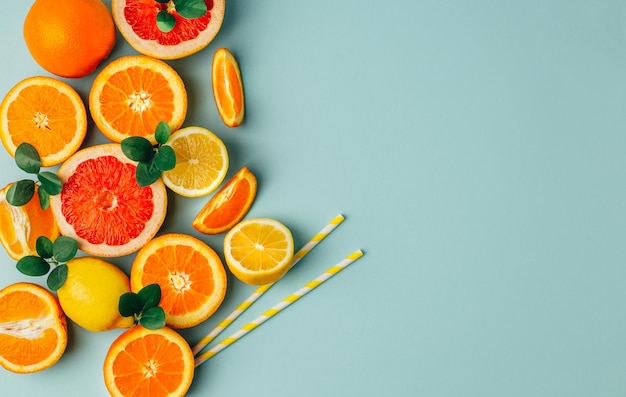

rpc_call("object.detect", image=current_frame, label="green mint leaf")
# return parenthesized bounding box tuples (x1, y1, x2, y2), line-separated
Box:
(47, 264, 68, 291)
(52, 236, 78, 262)
(140, 306, 166, 330)
(135, 160, 162, 187)
(174, 0, 207, 19)
(38, 187, 50, 210)
(119, 292, 144, 318)
(154, 145, 176, 171)
(38, 171, 62, 196)
(6, 180, 35, 206)
(138, 283, 162, 310)
(154, 121, 171, 145)
(121, 137, 155, 163)
(156, 10, 176, 33)
(16, 255, 50, 276)
(15, 142, 41, 174)
(36, 236, 54, 259)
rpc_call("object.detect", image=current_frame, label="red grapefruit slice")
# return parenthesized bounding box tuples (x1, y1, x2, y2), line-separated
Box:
(111, 0, 225, 60)
(50, 144, 167, 257)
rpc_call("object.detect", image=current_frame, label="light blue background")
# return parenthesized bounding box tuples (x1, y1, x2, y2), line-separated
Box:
(1, 0, 626, 396)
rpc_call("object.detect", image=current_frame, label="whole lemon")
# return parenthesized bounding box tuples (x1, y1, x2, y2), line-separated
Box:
(57, 256, 134, 332)
(23, 0, 116, 78)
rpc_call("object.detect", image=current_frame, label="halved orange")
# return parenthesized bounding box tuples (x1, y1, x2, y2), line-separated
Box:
(192, 166, 257, 235)
(0, 182, 60, 260)
(212, 48, 245, 127)
(0, 282, 67, 373)
(50, 144, 167, 257)
(130, 233, 227, 328)
(0, 76, 87, 166)
(224, 218, 294, 285)
(89, 55, 187, 144)
(103, 325, 194, 397)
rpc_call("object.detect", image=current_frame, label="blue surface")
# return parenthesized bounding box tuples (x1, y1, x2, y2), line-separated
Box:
(2, 1, 626, 396)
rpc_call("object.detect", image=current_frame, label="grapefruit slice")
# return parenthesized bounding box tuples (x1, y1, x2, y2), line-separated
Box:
(50, 144, 167, 257)
(111, 0, 225, 60)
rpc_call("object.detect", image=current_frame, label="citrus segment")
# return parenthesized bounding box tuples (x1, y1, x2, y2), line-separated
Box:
(161, 126, 229, 197)
(224, 218, 295, 285)
(104, 325, 194, 397)
(192, 166, 257, 235)
(89, 55, 187, 144)
(0, 183, 60, 260)
(212, 48, 245, 127)
(0, 76, 87, 166)
(50, 144, 167, 257)
(112, 0, 225, 60)
(0, 282, 67, 373)
(130, 233, 227, 328)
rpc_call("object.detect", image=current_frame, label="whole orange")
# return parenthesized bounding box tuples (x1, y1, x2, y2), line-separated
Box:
(23, 0, 116, 78)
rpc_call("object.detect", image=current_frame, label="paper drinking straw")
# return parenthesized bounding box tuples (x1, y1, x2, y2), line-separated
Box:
(192, 214, 346, 355)
(194, 249, 364, 367)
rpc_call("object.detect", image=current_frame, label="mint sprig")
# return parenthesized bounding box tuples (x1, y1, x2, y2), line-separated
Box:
(6, 143, 62, 209)
(156, 0, 208, 33)
(119, 284, 166, 330)
(121, 122, 176, 187)
(16, 235, 78, 291)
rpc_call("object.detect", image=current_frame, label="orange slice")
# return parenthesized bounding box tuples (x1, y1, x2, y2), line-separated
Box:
(50, 144, 167, 257)
(130, 233, 227, 328)
(103, 325, 194, 397)
(0, 76, 87, 166)
(224, 218, 294, 285)
(0, 282, 67, 374)
(192, 166, 257, 235)
(89, 55, 187, 144)
(0, 182, 60, 260)
(212, 48, 245, 127)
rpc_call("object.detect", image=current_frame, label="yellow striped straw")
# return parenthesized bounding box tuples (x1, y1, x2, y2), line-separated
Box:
(194, 249, 364, 367)
(192, 214, 345, 356)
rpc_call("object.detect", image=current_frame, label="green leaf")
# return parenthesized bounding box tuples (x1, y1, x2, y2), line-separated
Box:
(47, 264, 68, 291)
(6, 180, 35, 206)
(119, 292, 145, 318)
(52, 236, 78, 262)
(135, 160, 162, 187)
(154, 145, 176, 171)
(140, 306, 166, 330)
(38, 171, 62, 196)
(154, 121, 171, 145)
(38, 187, 50, 210)
(121, 137, 154, 163)
(156, 10, 176, 33)
(174, 0, 207, 19)
(15, 142, 41, 174)
(138, 283, 162, 310)
(36, 236, 54, 259)
(16, 256, 50, 276)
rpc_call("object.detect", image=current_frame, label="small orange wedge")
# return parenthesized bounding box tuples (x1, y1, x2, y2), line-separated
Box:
(192, 166, 257, 235)
(212, 48, 245, 127)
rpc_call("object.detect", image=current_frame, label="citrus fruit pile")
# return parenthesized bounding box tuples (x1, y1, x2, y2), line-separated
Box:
(0, 1, 297, 396)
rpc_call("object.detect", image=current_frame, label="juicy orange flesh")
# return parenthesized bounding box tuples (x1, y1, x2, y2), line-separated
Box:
(99, 66, 176, 138)
(139, 244, 216, 316)
(112, 333, 185, 397)
(197, 173, 251, 229)
(168, 132, 225, 189)
(61, 155, 155, 246)
(214, 55, 243, 122)
(6, 84, 78, 156)
(124, 0, 213, 45)
(230, 223, 291, 271)
(0, 290, 60, 366)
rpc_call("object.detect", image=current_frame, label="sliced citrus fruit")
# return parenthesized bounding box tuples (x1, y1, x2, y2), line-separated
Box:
(0, 282, 67, 373)
(224, 218, 295, 285)
(161, 126, 228, 197)
(130, 233, 227, 328)
(49, 144, 167, 257)
(0, 183, 60, 260)
(89, 55, 187, 144)
(0, 76, 87, 166)
(192, 166, 257, 235)
(104, 325, 194, 397)
(212, 47, 245, 127)
(111, 0, 225, 60)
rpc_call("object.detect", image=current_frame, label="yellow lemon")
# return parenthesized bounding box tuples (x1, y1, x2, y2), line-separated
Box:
(57, 257, 134, 332)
